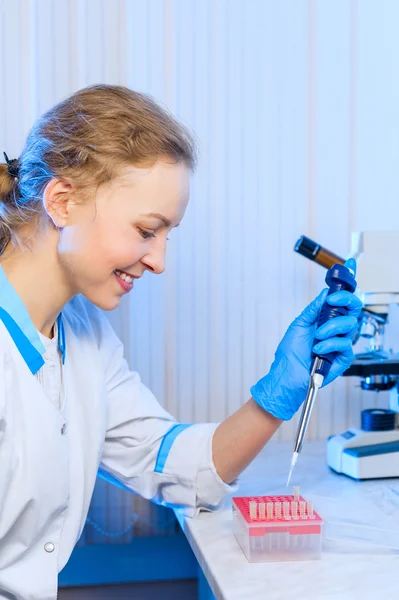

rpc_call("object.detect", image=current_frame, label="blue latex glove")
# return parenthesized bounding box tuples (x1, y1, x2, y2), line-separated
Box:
(250, 259, 363, 421)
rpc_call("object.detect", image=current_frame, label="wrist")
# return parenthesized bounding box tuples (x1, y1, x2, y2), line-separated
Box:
(250, 356, 292, 420)
(249, 397, 284, 425)
(251, 389, 293, 421)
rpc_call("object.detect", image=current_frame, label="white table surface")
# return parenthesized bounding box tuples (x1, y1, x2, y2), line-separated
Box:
(175, 440, 399, 600)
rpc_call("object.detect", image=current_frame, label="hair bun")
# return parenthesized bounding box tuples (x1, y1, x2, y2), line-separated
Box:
(0, 163, 18, 199)
(3, 152, 19, 179)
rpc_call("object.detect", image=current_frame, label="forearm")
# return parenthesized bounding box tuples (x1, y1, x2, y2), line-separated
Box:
(212, 398, 282, 484)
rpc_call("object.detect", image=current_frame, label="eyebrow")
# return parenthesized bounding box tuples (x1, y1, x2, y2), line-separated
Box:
(140, 213, 179, 228)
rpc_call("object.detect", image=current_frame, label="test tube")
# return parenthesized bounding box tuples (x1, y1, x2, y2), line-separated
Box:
(291, 501, 298, 519)
(265, 533, 273, 551)
(249, 501, 257, 520)
(293, 486, 300, 502)
(307, 500, 314, 519)
(294, 236, 345, 269)
(258, 501, 266, 520)
(275, 501, 282, 520)
(284, 532, 290, 549)
(266, 502, 274, 520)
(299, 500, 306, 519)
(283, 501, 291, 520)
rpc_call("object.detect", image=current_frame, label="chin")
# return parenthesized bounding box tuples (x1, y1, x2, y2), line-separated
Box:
(82, 290, 122, 311)
(97, 298, 122, 311)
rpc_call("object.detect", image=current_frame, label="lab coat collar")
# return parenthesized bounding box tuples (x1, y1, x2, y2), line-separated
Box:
(0, 265, 66, 373)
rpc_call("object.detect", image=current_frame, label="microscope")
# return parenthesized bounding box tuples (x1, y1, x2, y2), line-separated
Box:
(295, 232, 399, 480)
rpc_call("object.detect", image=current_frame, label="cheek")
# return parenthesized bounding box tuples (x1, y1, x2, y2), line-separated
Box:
(111, 239, 143, 266)
(101, 223, 145, 266)
(58, 216, 144, 278)
(58, 222, 113, 278)
(58, 221, 101, 256)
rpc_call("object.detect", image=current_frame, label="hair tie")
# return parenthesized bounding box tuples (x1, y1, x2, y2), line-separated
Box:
(3, 152, 19, 179)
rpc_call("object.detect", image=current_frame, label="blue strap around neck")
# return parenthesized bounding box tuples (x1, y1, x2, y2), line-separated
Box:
(57, 314, 66, 365)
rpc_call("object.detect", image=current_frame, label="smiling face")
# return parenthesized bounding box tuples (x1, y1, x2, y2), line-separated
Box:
(56, 160, 190, 310)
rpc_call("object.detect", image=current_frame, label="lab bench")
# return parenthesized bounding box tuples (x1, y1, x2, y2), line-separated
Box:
(174, 440, 399, 600)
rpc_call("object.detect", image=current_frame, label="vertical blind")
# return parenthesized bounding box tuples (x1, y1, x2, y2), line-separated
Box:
(1, 0, 398, 541)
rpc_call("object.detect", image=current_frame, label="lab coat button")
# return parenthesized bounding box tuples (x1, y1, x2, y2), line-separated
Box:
(61, 423, 67, 435)
(44, 542, 55, 553)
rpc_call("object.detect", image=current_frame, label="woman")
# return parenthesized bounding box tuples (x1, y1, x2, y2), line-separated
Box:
(0, 84, 361, 600)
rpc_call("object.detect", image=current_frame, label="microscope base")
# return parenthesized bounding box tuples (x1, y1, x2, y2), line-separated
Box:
(327, 427, 399, 479)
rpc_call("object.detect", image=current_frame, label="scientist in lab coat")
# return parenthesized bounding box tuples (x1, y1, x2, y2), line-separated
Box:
(0, 84, 361, 599)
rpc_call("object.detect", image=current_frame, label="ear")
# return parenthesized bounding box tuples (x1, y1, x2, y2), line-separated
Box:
(43, 178, 74, 228)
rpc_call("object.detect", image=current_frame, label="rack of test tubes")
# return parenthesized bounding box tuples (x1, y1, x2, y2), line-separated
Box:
(232, 487, 323, 562)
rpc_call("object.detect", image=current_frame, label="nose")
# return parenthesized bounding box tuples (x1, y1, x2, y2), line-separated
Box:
(141, 241, 166, 275)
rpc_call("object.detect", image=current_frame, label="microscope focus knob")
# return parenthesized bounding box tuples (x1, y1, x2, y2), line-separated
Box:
(361, 408, 396, 432)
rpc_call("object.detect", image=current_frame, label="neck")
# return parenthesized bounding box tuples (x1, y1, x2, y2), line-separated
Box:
(0, 226, 75, 337)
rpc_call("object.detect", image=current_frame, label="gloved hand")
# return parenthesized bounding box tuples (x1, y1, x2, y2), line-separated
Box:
(250, 259, 363, 421)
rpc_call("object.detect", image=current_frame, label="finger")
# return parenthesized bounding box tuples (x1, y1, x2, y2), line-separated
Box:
(344, 257, 357, 277)
(323, 349, 355, 385)
(313, 337, 353, 356)
(326, 291, 363, 316)
(324, 364, 354, 386)
(315, 315, 358, 339)
(295, 288, 328, 326)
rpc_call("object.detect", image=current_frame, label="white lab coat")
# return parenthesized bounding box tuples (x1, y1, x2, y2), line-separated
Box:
(0, 267, 235, 600)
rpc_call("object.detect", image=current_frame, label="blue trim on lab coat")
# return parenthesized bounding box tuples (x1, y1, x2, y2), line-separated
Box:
(0, 307, 45, 374)
(154, 424, 192, 473)
(0, 265, 45, 356)
(0, 265, 66, 370)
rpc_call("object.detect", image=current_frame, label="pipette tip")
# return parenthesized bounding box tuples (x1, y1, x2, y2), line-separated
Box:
(286, 452, 299, 487)
(286, 468, 293, 487)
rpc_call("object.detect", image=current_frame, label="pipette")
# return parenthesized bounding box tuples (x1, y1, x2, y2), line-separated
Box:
(286, 263, 357, 486)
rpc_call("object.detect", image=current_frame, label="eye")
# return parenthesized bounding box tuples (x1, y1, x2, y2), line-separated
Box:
(137, 227, 156, 240)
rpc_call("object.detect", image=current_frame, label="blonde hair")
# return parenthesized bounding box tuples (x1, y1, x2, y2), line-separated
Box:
(0, 84, 197, 253)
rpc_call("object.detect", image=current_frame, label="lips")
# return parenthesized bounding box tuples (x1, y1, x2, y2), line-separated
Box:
(114, 269, 135, 284)
(114, 271, 134, 292)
